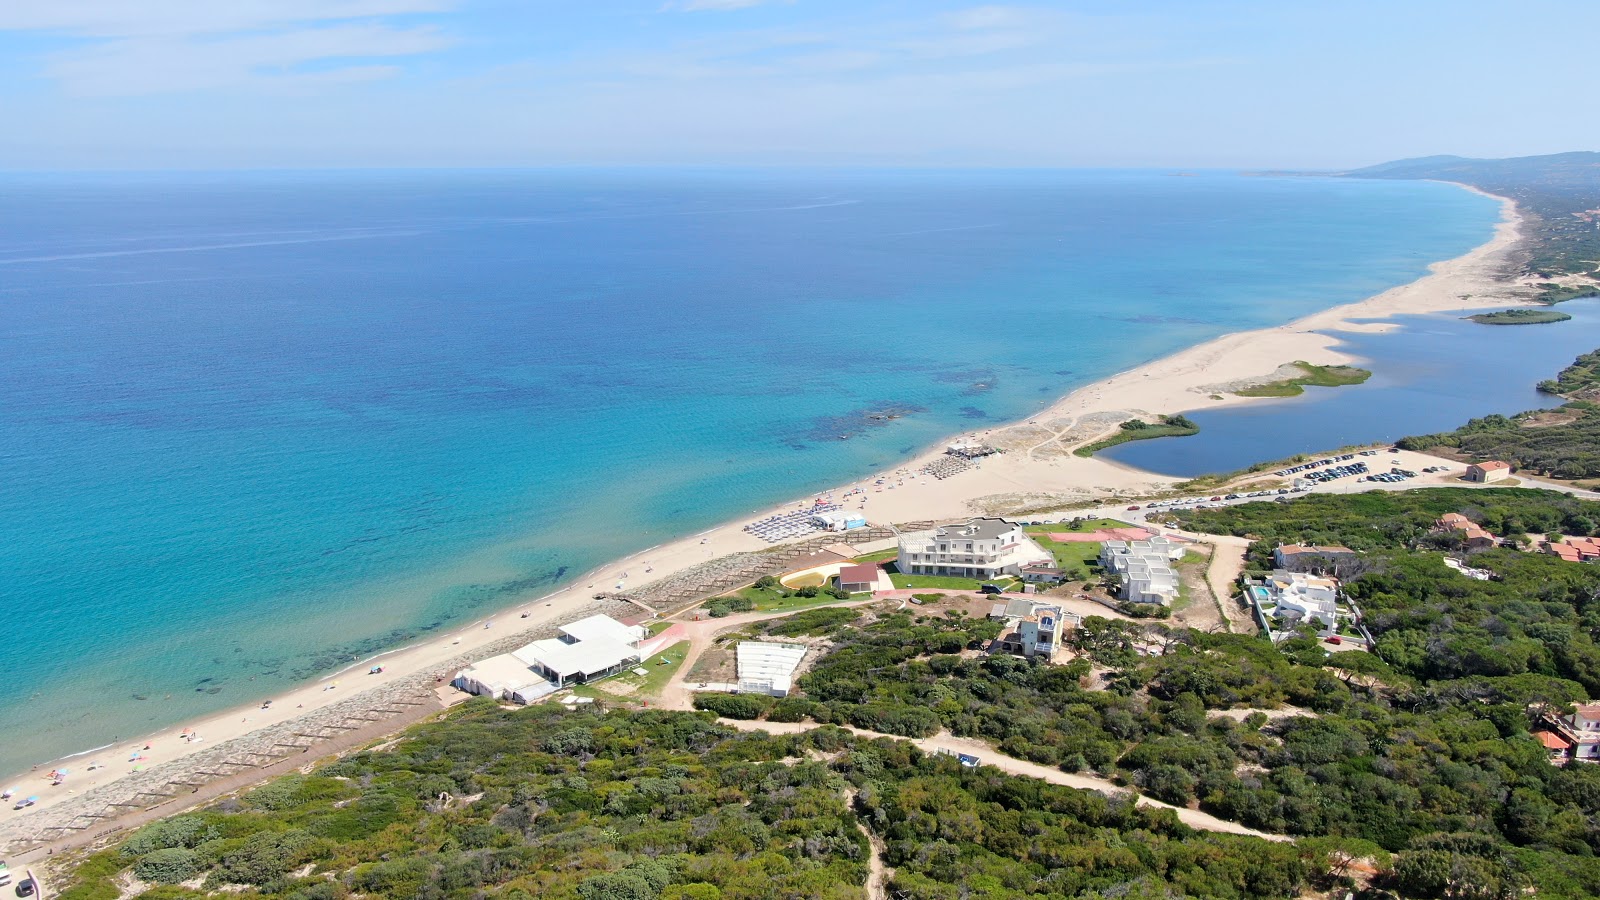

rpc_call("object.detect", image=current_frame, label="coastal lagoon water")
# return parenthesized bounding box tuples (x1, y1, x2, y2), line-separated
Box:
(0, 169, 1498, 773)
(1102, 300, 1600, 476)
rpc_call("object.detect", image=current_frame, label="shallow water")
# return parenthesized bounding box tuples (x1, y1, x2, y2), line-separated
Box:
(0, 169, 1499, 772)
(1102, 300, 1600, 476)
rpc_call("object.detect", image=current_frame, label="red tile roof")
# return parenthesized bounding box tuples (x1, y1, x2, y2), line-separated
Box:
(838, 563, 880, 585)
(1533, 730, 1573, 750)
(1473, 461, 1511, 471)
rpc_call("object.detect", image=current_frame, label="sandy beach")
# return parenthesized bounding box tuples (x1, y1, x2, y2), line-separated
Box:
(0, 184, 1527, 855)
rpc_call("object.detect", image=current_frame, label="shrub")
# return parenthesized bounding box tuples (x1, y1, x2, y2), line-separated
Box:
(692, 693, 774, 719)
(134, 848, 204, 885)
(121, 815, 214, 856)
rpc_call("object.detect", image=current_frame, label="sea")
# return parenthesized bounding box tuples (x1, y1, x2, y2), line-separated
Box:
(0, 168, 1500, 774)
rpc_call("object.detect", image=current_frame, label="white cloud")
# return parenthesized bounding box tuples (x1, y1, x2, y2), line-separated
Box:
(1, 0, 457, 95)
(45, 24, 451, 96)
(668, 0, 782, 12)
(0, 0, 455, 38)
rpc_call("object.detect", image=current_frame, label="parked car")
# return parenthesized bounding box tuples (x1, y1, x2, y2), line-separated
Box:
(979, 583, 1003, 595)
(1127, 505, 1141, 511)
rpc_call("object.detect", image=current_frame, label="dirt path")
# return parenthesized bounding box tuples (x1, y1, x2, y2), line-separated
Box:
(720, 719, 1288, 841)
(843, 788, 889, 900)
(1188, 533, 1256, 634)
(656, 598, 882, 711)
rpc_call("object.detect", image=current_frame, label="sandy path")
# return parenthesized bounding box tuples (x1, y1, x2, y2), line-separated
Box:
(720, 719, 1288, 841)
(843, 787, 890, 900)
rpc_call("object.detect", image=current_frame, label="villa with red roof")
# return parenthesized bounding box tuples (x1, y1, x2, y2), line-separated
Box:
(1436, 513, 1498, 551)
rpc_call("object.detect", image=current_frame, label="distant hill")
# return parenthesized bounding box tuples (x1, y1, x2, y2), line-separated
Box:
(1341, 152, 1600, 277)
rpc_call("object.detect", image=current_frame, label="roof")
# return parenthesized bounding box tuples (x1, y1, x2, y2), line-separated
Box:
(1533, 730, 1574, 750)
(934, 517, 1018, 541)
(1472, 460, 1511, 471)
(838, 563, 880, 584)
(513, 636, 639, 679)
(560, 614, 643, 647)
(1574, 702, 1600, 720)
(1276, 544, 1355, 556)
(737, 641, 807, 684)
(457, 653, 543, 692)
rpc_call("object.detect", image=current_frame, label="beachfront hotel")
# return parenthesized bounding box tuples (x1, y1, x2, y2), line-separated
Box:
(895, 517, 1052, 580)
(453, 614, 650, 702)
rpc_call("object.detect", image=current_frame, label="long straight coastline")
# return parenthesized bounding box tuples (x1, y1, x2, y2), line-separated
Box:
(0, 183, 1528, 854)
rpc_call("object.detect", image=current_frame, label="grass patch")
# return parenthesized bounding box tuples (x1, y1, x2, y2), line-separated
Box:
(884, 562, 1018, 591)
(1467, 308, 1573, 325)
(646, 620, 674, 636)
(783, 572, 826, 588)
(622, 640, 689, 697)
(1533, 282, 1600, 305)
(1074, 415, 1199, 457)
(851, 548, 900, 564)
(1233, 361, 1371, 398)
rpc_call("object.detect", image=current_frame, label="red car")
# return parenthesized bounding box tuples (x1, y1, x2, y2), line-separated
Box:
(1127, 505, 1141, 511)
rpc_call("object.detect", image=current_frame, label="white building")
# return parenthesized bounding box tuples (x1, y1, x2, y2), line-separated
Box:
(454, 614, 648, 697)
(1100, 536, 1184, 605)
(736, 641, 808, 696)
(1261, 570, 1340, 631)
(991, 598, 1080, 660)
(897, 517, 1052, 580)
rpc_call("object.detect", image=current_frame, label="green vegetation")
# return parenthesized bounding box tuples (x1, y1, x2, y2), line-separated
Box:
(1233, 361, 1371, 398)
(1400, 346, 1600, 479)
(613, 641, 688, 698)
(885, 564, 1016, 591)
(1534, 283, 1600, 305)
(1467, 308, 1573, 325)
(59, 479, 1600, 899)
(704, 578, 848, 617)
(1539, 347, 1600, 398)
(1074, 414, 1199, 457)
(1401, 409, 1600, 479)
(1347, 152, 1600, 277)
(848, 548, 899, 564)
(60, 694, 1328, 900)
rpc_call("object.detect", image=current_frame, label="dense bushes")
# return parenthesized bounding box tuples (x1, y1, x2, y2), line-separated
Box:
(691, 693, 774, 719)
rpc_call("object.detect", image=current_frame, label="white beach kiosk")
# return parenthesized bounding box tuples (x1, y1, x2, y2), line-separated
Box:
(453, 614, 648, 701)
(514, 614, 647, 687)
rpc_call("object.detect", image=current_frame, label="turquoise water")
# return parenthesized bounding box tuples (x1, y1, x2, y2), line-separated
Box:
(0, 169, 1499, 772)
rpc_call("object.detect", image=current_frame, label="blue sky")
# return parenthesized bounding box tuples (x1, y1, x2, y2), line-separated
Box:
(1, 0, 1596, 169)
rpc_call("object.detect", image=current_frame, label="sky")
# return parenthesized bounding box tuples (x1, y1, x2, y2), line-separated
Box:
(0, 0, 1596, 170)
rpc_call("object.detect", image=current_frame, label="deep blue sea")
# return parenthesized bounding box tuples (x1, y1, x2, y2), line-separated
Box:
(0, 169, 1499, 773)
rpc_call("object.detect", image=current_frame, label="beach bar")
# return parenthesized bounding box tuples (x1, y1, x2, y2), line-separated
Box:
(511, 614, 647, 687)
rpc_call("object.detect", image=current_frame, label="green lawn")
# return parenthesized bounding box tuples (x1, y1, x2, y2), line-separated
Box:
(884, 562, 1018, 591)
(646, 621, 674, 636)
(1023, 521, 1127, 576)
(851, 548, 900, 564)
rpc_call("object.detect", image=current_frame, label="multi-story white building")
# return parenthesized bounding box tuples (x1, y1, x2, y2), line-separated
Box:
(1261, 570, 1340, 631)
(1100, 536, 1184, 605)
(897, 517, 1052, 580)
(990, 597, 1079, 660)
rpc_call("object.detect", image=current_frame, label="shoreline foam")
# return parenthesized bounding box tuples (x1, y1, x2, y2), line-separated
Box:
(0, 183, 1525, 853)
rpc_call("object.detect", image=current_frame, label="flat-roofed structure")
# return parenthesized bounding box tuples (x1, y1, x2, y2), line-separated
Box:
(736, 641, 808, 696)
(452, 654, 557, 703)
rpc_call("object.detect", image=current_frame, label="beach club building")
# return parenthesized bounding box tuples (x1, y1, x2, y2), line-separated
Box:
(736, 641, 808, 697)
(896, 517, 1052, 580)
(453, 614, 649, 701)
